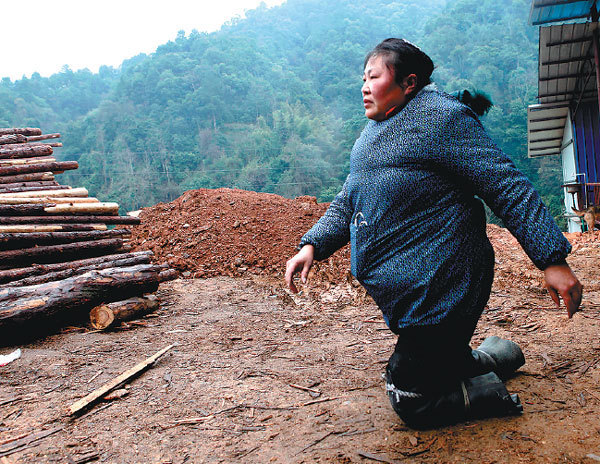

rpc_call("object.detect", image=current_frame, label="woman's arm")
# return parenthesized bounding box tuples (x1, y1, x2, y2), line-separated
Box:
(435, 105, 582, 316)
(285, 180, 353, 293)
(298, 178, 353, 261)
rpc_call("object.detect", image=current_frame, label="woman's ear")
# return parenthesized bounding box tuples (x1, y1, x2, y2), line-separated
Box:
(403, 74, 418, 94)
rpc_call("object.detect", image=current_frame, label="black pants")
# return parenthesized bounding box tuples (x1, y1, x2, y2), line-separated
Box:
(387, 316, 487, 395)
(385, 316, 502, 428)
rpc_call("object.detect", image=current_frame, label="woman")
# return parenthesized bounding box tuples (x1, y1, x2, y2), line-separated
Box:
(284, 38, 582, 428)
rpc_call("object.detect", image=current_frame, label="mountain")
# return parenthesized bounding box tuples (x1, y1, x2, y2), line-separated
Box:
(1, 0, 560, 225)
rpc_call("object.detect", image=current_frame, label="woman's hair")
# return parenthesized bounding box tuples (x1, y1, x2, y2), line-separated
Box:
(455, 90, 493, 116)
(364, 38, 434, 92)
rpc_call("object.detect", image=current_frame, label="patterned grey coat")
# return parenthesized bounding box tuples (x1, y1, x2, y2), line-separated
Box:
(299, 85, 571, 332)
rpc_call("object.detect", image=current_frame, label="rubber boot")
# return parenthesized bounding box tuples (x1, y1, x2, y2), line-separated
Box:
(386, 371, 522, 430)
(462, 372, 523, 420)
(472, 336, 525, 379)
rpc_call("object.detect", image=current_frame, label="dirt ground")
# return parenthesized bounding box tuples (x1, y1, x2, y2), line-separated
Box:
(1, 188, 600, 463)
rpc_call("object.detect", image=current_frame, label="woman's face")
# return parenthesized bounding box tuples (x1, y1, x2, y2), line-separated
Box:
(362, 55, 415, 121)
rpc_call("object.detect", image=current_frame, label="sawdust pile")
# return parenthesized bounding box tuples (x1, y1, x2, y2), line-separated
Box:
(129, 188, 599, 292)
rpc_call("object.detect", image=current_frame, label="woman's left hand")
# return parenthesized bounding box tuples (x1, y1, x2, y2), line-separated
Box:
(544, 262, 583, 318)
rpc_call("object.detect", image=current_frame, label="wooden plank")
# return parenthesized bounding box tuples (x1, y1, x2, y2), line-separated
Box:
(67, 344, 175, 416)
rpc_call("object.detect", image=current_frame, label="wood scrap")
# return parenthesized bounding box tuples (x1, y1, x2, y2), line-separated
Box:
(67, 344, 175, 416)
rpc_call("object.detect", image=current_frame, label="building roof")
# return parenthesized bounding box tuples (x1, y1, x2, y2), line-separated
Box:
(527, 21, 598, 157)
(538, 21, 597, 105)
(527, 102, 570, 157)
(529, 0, 596, 26)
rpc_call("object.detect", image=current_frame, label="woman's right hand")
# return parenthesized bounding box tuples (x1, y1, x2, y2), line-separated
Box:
(285, 245, 315, 293)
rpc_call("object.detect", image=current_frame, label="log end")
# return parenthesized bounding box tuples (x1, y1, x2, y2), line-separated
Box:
(90, 305, 114, 330)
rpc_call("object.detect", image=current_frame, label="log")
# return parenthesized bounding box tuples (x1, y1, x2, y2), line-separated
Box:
(0, 180, 60, 190)
(0, 135, 26, 145)
(158, 269, 179, 282)
(90, 295, 160, 330)
(0, 203, 118, 216)
(0, 224, 107, 233)
(0, 144, 52, 159)
(0, 187, 87, 198)
(0, 204, 54, 215)
(0, 128, 42, 136)
(0, 237, 124, 266)
(2, 252, 154, 287)
(0, 161, 77, 176)
(0, 172, 54, 184)
(66, 344, 174, 416)
(26, 142, 62, 148)
(0, 265, 168, 345)
(0, 185, 67, 194)
(0, 215, 140, 225)
(0, 229, 130, 250)
(23, 133, 60, 143)
(0, 197, 98, 205)
(0, 157, 55, 167)
(44, 203, 119, 215)
(0, 251, 153, 284)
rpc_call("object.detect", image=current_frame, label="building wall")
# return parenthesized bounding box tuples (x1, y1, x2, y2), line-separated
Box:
(561, 112, 581, 233)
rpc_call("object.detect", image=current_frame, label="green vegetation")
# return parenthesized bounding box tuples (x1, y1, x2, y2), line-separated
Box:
(0, 0, 565, 226)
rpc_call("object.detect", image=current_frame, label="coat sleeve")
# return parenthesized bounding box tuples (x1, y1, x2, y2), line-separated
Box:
(298, 178, 352, 261)
(432, 105, 571, 270)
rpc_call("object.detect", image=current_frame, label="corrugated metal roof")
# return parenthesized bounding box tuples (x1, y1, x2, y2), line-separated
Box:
(529, 0, 596, 26)
(538, 21, 597, 104)
(527, 102, 570, 157)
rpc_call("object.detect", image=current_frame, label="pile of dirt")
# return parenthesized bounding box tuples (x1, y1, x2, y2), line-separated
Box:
(128, 188, 351, 283)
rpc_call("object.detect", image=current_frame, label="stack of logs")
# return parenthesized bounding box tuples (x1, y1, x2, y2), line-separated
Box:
(0, 128, 177, 344)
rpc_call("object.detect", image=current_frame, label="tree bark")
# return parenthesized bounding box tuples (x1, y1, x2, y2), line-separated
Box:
(0, 128, 42, 136)
(90, 295, 160, 329)
(0, 161, 77, 176)
(0, 172, 54, 184)
(0, 215, 140, 225)
(0, 144, 52, 159)
(0, 251, 153, 284)
(2, 252, 154, 287)
(0, 229, 130, 250)
(0, 264, 166, 343)
(0, 237, 125, 266)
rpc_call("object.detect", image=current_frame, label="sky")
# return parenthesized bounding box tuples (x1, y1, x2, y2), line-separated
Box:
(2, 0, 285, 81)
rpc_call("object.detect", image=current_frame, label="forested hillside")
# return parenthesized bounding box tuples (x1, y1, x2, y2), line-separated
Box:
(0, 0, 562, 224)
